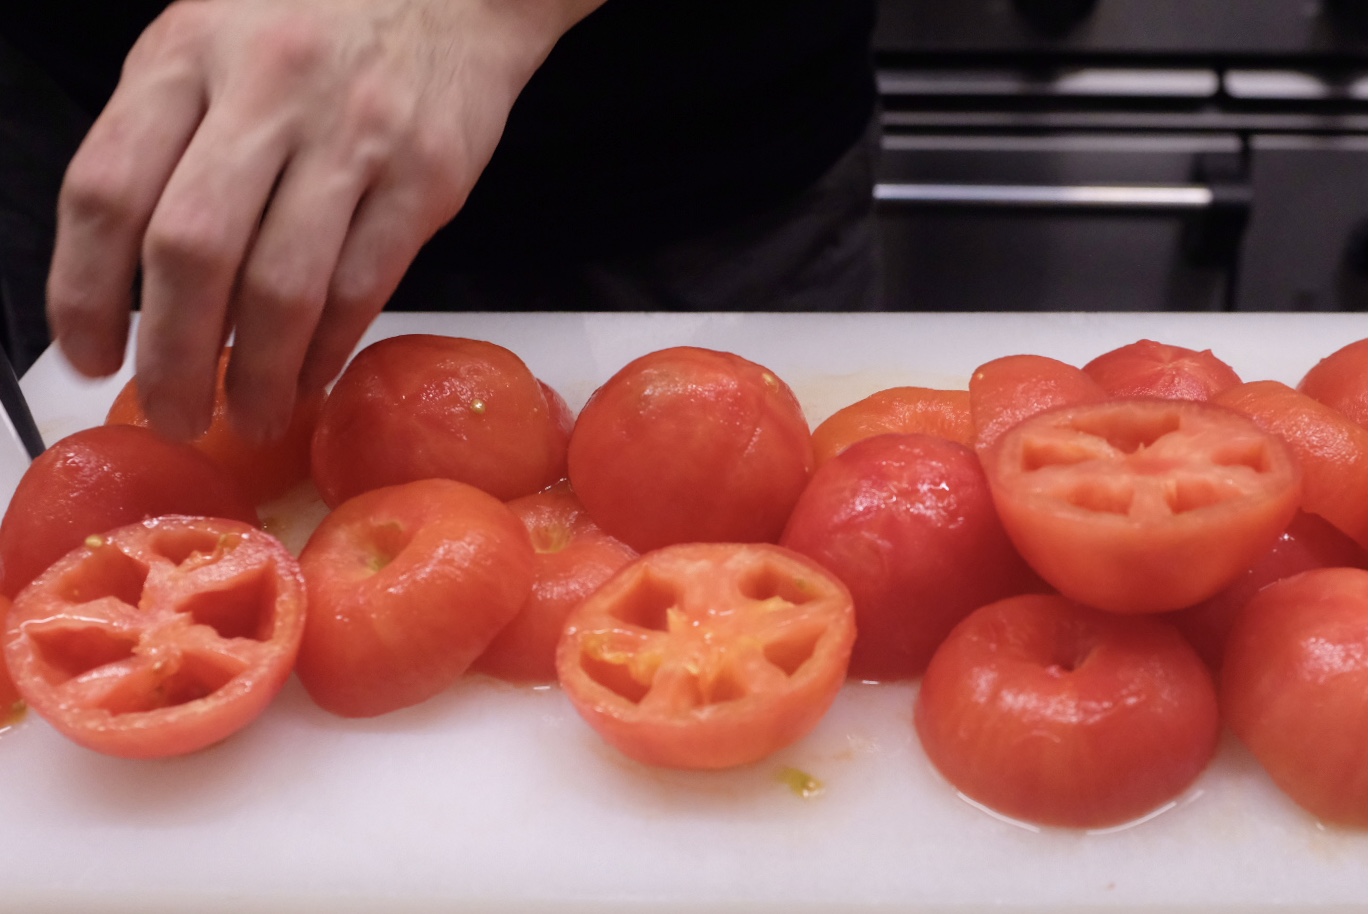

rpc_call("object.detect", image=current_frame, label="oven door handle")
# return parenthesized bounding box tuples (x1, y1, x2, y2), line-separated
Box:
(873, 182, 1248, 213)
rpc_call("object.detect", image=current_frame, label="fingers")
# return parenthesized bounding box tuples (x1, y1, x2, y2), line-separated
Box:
(133, 89, 297, 440)
(224, 151, 359, 440)
(297, 179, 446, 396)
(46, 44, 206, 379)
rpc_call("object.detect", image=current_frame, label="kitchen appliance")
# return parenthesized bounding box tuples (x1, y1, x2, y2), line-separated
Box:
(872, 0, 1368, 312)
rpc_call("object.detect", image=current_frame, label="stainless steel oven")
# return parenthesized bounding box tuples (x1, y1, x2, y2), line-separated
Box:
(872, 0, 1368, 312)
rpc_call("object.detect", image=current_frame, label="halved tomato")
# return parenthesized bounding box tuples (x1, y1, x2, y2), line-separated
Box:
(556, 542, 855, 770)
(3, 516, 306, 758)
(1, 597, 22, 726)
(982, 398, 1302, 614)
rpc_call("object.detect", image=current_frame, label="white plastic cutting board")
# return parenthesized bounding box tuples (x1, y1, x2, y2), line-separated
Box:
(3, 312, 1366, 914)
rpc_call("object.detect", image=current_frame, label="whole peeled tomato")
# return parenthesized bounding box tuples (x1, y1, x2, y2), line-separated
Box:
(1221, 567, 1367, 828)
(106, 346, 324, 504)
(296, 478, 536, 717)
(310, 335, 572, 508)
(472, 482, 637, 684)
(915, 593, 1220, 829)
(1082, 339, 1242, 401)
(1297, 338, 1367, 428)
(1167, 511, 1367, 671)
(0, 425, 260, 599)
(781, 433, 1045, 681)
(567, 346, 814, 553)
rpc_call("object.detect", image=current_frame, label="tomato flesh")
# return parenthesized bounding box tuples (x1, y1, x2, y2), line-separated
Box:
(984, 398, 1303, 613)
(557, 542, 855, 769)
(811, 386, 973, 466)
(3, 516, 306, 758)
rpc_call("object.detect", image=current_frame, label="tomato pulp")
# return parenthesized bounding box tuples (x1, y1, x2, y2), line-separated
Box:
(983, 398, 1303, 613)
(557, 542, 855, 769)
(3, 516, 306, 758)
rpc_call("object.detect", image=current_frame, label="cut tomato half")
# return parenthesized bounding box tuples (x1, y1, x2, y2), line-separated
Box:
(3, 516, 306, 758)
(983, 398, 1303, 614)
(556, 542, 855, 770)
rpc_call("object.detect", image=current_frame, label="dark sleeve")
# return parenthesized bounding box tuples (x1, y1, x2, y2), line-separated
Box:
(0, 3, 167, 115)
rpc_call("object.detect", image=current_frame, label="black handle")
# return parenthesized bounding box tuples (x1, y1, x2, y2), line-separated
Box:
(0, 343, 45, 460)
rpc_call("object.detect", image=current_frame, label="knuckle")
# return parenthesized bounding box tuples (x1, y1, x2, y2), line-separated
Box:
(142, 216, 233, 276)
(59, 153, 140, 230)
(239, 263, 324, 326)
(253, 13, 330, 82)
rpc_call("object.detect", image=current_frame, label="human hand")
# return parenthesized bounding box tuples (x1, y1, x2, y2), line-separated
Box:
(46, 0, 601, 442)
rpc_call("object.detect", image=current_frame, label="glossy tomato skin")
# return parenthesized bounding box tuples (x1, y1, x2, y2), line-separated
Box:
(781, 433, 1045, 681)
(0, 426, 260, 599)
(811, 387, 973, 466)
(567, 346, 814, 553)
(310, 335, 572, 508)
(1215, 380, 1368, 549)
(1167, 511, 1368, 671)
(984, 398, 1303, 614)
(1082, 339, 1242, 401)
(915, 593, 1220, 829)
(106, 347, 324, 504)
(1221, 567, 1368, 828)
(1, 596, 22, 726)
(296, 478, 535, 717)
(557, 542, 855, 770)
(968, 353, 1108, 455)
(3, 516, 306, 759)
(471, 483, 637, 684)
(1297, 338, 1367, 428)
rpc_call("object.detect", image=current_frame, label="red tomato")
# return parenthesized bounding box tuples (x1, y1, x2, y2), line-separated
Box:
(811, 387, 973, 466)
(780, 433, 1045, 681)
(296, 478, 535, 717)
(1167, 511, 1368, 670)
(1215, 380, 1368, 549)
(1082, 339, 1242, 401)
(0, 426, 259, 599)
(567, 346, 814, 553)
(1221, 567, 1368, 827)
(983, 398, 1302, 614)
(1, 596, 22, 726)
(106, 347, 324, 504)
(2, 516, 306, 758)
(556, 542, 855, 769)
(915, 593, 1220, 829)
(310, 335, 572, 508)
(1297, 338, 1367, 428)
(471, 483, 637, 684)
(969, 353, 1109, 455)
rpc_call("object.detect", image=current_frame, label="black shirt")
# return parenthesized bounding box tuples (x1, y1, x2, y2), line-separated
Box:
(1, 1, 877, 266)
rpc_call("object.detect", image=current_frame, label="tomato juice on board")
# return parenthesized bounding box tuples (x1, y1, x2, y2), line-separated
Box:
(2, 313, 1366, 913)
